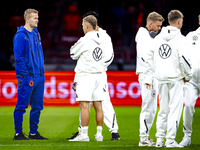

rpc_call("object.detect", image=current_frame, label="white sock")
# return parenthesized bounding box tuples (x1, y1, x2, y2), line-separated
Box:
(96, 126, 102, 136)
(81, 126, 88, 137)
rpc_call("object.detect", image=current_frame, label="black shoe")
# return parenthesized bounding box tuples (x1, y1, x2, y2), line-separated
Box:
(111, 133, 120, 140)
(28, 132, 48, 140)
(66, 131, 79, 140)
(13, 132, 29, 140)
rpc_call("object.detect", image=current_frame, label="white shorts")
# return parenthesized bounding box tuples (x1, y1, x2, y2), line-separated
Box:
(75, 73, 105, 102)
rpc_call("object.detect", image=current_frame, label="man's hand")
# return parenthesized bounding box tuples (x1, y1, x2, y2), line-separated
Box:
(145, 83, 151, 90)
(72, 82, 77, 91)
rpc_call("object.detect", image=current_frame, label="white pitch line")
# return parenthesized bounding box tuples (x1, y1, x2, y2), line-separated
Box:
(0, 144, 135, 147)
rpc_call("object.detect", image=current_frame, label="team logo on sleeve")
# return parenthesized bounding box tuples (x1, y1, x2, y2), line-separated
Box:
(93, 47, 103, 61)
(192, 35, 198, 41)
(159, 44, 172, 59)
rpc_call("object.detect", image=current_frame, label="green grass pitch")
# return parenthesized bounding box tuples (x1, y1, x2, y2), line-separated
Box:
(0, 106, 200, 150)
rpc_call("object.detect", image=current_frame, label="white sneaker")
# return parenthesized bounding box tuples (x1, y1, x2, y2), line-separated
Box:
(179, 136, 191, 146)
(95, 134, 103, 141)
(165, 140, 183, 148)
(156, 141, 164, 147)
(69, 133, 89, 142)
(139, 138, 156, 146)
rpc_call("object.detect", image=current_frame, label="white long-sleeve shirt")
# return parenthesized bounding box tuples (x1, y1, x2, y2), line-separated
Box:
(144, 26, 192, 84)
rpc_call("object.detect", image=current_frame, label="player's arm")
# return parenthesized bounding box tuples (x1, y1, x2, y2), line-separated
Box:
(136, 34, 152, 68)
(13, 33, 29, 79)
(179, 39, 192, 82)
(70, 37, 85, 60)
(142, 41, 155, 90)
(104, 40, 114, 67)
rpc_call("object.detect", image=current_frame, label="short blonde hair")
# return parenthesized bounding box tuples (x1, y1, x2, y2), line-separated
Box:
(147, 11, 164, 23)
(83, 15, 97, 30)
(24, 8, 38, 21)
(168, 10, 183, 24)
(198, 14, 200, 21)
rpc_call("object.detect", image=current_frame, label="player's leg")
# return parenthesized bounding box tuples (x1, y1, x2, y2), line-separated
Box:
(29, 75, 47, 140)
(69, 75, 93, 141)
(139, 78, 157, 146)
(69, 101, 90, 141)
(80, 101, 90, 126)
(93, 101, 103, 141)
(13, 76, 33, 140)
(165, 80, 184, 148)
(155, 83, 169, 147)
(179, 82, 198, 146)
(102, 72, 120, 140)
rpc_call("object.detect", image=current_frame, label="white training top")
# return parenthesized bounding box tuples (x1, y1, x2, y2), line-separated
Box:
(186, 27, 200, 84)
(143, 26, 192, 84)
(70, 29, 113, 77)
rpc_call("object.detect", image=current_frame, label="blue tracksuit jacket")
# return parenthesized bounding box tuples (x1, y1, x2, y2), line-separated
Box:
(13, 26, 45, 78)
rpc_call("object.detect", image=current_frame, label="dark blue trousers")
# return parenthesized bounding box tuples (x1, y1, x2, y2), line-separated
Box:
(14, 75, 45, 134)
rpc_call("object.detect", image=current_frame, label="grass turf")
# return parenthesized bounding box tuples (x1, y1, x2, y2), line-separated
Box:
(0, 106, 200, 150)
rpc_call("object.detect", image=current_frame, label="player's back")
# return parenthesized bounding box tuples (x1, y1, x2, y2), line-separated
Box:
(153, 26, 187, 83)
(73, 31, 105, 74)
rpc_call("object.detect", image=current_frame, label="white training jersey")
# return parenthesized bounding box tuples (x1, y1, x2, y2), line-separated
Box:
(70, 30, 113, 76)
(135, 27, 155, 80)
(186, 27, 200, 84)
(144, 26, 192, 84)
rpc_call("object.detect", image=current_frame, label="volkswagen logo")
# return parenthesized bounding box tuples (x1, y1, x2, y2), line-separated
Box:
(93, 47, 103, 61)
(159, 44, 172, 59)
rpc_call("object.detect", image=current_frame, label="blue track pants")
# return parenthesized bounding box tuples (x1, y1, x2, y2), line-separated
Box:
(14, 75, 44, 134)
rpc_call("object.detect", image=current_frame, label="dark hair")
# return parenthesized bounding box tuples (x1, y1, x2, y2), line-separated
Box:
(168, 10, 183, 24)
(83, 11, 98, 19)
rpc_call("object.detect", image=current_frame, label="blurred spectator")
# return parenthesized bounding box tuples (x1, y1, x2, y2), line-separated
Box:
(9, 10, 24, 35)
(121, 5, 137, 48)
(137, 2, 147, 29)
(0, 49, 14, 70)
(63, 3, 82, 36)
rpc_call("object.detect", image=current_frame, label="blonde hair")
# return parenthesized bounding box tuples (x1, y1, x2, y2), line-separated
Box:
(147, 11, 164, 23)
(168, 10, 183, 24)
(83, 15, 97, 30)
(198, 14, 200, 21)
(24, 9, 38, 21)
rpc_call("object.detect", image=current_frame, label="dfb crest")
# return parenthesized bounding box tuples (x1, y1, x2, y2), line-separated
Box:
(93, 47, 103, 61)
(159, 44, 172, 59)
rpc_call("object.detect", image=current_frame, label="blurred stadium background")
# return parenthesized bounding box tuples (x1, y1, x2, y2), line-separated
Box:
(1, 1, 200, 149)
(1, 0, 200, 71)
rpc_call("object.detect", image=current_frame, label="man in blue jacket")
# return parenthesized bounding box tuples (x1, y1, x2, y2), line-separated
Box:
(13, 9, 47, 140)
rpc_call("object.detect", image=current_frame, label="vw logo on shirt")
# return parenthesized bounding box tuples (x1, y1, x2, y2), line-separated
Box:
(159, 44, 172, 59)
(93, 47, 103, 61)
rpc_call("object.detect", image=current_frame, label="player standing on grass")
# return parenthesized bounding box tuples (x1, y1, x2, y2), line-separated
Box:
(69, 15, 107, 141)
(144, 10, 192, 147)
(67, 11, 120, 141)
(13, 9, 47, 140)
(135, 12, 164, 146)
(179, 15, 200, 147)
